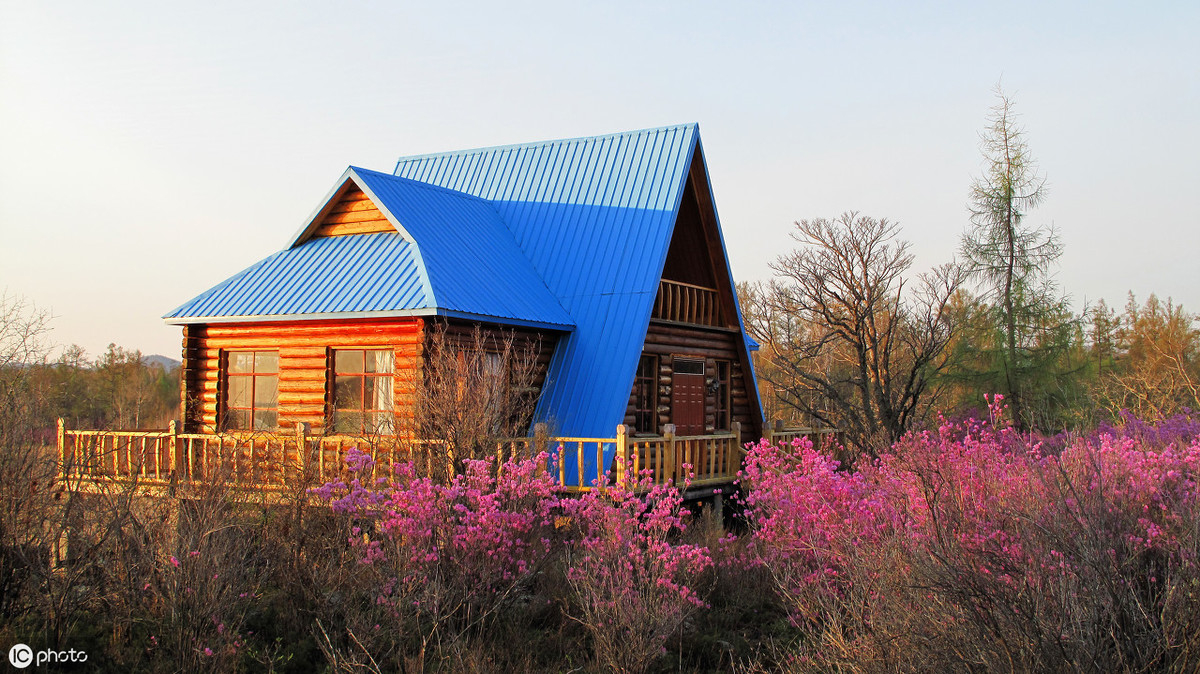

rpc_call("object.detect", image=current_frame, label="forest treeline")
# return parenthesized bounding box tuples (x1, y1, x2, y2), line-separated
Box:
(20, 343, 179, 434)
(0, 293, 180, 453)
(743, 280, 1200, 454)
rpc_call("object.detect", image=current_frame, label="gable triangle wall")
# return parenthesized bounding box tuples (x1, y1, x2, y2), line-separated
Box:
(628, 148, 763, 438)
(312, 186, 395, 238)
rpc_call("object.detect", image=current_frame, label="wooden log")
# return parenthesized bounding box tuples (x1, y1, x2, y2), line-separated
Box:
(202, 334, 420, 349)
(203, 319, 422, 338)
(324, 209, 390, 225)
(328, 198, 376, 214)
(314, 220, 394, 237)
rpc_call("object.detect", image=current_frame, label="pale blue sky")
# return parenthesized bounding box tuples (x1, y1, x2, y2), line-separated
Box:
(2, 1, 1197, 358)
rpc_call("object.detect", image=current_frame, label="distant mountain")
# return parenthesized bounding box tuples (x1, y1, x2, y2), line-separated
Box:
(143, 354, 181, 371)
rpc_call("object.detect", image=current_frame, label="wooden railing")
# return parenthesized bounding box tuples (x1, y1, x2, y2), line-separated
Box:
(653, 279, 720, 327)
(623, 427, 739, 488)
(58, 420, 451, 496)
(762, 421, 843, 456)
(470, 423, 744, 492)
(57, 419, 841, 497)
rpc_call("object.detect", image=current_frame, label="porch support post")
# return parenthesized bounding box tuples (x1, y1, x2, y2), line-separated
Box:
(534, 422, 548, 457)
(57, 418, 66, 478)
(615, 424, 628, 488)
(533, 422, 553, 481)
(168, 420, 179, 487)
(663, 424, 676, 485)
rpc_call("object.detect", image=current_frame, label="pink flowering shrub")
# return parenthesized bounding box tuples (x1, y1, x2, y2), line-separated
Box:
(561, 472, 713, 674)
(314, 453, 716, 673)
(743, 398, 1200, 673)
(313, 448, 562, 659)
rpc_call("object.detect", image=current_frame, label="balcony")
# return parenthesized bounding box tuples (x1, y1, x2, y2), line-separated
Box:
(652, 279, 721, 327)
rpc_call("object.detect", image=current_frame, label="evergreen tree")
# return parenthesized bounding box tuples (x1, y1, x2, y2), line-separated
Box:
(959, 86, 1081, 430)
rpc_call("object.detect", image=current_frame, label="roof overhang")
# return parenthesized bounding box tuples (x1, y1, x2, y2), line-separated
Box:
(163, 307, 575, 332)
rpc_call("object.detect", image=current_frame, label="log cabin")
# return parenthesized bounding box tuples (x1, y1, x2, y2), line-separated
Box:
(61, 125, 838, 494)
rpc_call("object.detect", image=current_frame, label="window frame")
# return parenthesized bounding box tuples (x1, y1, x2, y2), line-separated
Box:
(221, 349, 280, 431)
(633, 354, 658, 435)
(329, 347, 396, 435)
(714, 359, 732, 431)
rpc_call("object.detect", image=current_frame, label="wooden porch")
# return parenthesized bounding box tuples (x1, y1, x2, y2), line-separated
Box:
(56, 419, 838, 499)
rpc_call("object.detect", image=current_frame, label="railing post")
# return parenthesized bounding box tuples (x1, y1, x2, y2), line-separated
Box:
(168, 420, 179, 483)
(663, 424, 676, 485)
(295, 422, 309, 483)
(615, 424, 628, 488)
(595, 441, 604, 491)
(533, 422, 551, 480)
(57, 418, 66, 478)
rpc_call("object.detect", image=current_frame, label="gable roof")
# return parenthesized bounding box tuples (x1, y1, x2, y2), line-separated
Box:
(391, 124, 756, 440)
(164, 167, 574, 330)
(165, 124, 762, 454)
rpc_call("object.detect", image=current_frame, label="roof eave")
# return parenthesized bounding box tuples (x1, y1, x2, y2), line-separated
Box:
(163, 308, 440, 326)
(164, 308, 575, 332)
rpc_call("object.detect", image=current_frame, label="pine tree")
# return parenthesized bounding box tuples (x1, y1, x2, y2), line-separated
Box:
(959, 86, 1080, 430)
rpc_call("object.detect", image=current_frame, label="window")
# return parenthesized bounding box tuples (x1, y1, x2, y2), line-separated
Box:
(674, 358, 704, 375)
(332, 349, 395, 434)
(714, 360, 732, 431)
(224, 351, 279, 430)
(633, 354, 658, 434)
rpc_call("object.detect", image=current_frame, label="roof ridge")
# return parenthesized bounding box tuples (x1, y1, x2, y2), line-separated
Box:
(349, 165, 499, 208)
(391, 123, 699, 172)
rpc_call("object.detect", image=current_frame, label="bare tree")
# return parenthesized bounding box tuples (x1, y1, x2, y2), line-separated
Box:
(0, 292, 56, 626)
(410, 324, 545, 478)
(746, 213, 965, 457)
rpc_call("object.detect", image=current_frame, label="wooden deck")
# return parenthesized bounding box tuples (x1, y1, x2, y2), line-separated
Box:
(57, 419, 838, 499)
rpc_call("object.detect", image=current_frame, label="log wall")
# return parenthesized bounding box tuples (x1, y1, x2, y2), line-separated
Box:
(181, 318, 424, 433)
(430, 319, 559, 393)
(624, 321, 760, 438)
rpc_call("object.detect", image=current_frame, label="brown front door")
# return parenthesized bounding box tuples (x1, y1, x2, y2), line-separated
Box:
(672, 358, 705, 435)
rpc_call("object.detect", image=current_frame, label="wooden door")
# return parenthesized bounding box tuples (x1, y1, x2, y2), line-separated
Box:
(672, 358, 705, 435)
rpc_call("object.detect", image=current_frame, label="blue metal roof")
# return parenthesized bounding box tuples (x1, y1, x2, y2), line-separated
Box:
(164, 232, 429, 321)
(351, 168, 574, 329)
(394, 125, 699, 449)
(165, 167, 573, 330)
